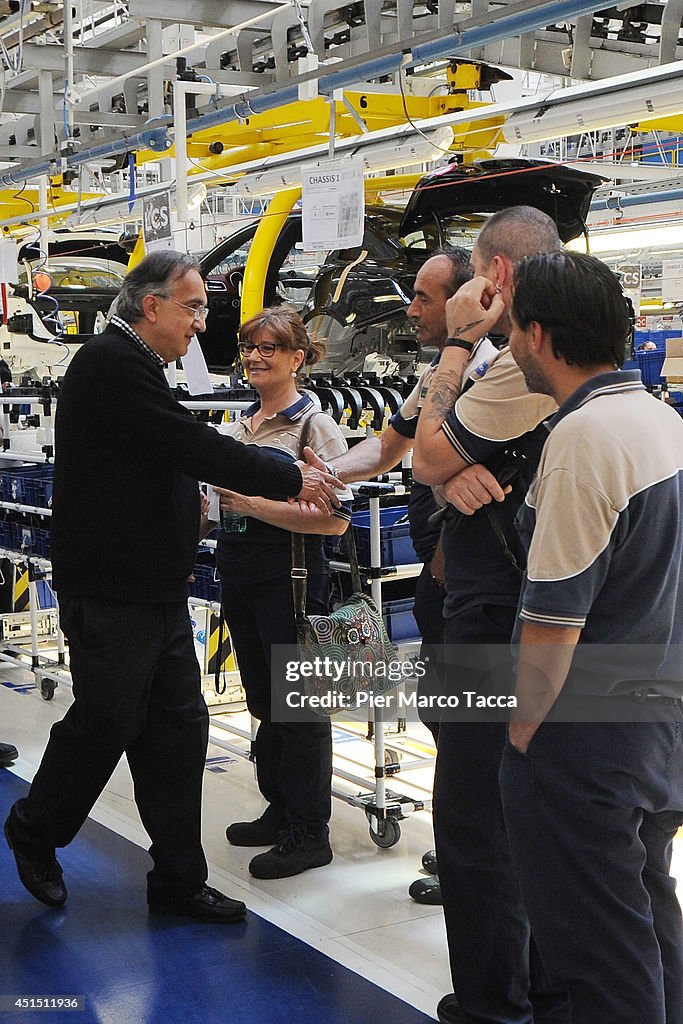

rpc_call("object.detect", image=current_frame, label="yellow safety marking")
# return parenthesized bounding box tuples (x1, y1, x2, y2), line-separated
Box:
(13, 567, 29, 612)
(207, 612, 237, 675)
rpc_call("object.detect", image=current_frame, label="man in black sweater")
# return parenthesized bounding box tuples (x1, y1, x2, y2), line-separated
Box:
(3, 250, 340, 922)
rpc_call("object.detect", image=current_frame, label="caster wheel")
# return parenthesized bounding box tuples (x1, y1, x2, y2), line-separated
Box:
(368, 817, 401, 848)
(40, 678, 56, 701)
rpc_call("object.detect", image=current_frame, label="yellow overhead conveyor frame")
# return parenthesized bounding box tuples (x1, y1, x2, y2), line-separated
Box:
(240, 187, 302, 323)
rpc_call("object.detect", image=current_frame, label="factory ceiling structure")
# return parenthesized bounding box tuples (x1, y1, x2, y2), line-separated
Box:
(0, 0, 681, 176)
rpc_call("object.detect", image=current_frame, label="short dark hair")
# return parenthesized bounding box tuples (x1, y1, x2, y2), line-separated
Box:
(431, 245, 473, 295)
(512, 251, 629, 368)
(116, 250, 201, 322)
(475, 206, 561, 265)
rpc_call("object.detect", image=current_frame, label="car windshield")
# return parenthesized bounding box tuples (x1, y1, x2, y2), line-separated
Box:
(365, 205, 482, 253)
(18, 259, 127, 291)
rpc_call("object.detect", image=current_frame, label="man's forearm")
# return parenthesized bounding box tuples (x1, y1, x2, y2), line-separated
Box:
(420, 351, 468, 428)
(413, 347, 470, 483)
(332, 429, 412, 484)
(509, 621, 581, 751)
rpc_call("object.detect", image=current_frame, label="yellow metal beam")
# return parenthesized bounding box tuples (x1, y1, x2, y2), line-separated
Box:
(632, 116, 683, 133)
(0, 185, 105, 233)
(127, 230, 146, 271)
(138, 86, 497, 169)
(241, 187, 301, 322)
(364, 173, 422, 196)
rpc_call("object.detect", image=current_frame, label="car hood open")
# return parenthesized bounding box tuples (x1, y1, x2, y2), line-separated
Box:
(399, 157, 605, 243)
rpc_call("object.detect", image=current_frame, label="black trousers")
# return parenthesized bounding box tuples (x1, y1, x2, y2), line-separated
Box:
(501, 717, 683, 1024)
(11, 596, 209, 896)
(413, 563, 445, 744)
(435, 603, 567, 1024)
(219, 560, 332, 831)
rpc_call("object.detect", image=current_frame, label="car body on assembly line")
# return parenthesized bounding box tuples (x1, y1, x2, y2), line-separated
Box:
(200, 157, 603, 374)
(2, 159, 603, 381)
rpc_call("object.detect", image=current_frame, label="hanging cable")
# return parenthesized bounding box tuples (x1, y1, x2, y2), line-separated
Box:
(290, 0, 315, 55)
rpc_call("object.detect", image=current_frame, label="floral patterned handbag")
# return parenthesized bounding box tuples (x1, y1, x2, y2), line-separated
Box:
(291, 522, 398, 717)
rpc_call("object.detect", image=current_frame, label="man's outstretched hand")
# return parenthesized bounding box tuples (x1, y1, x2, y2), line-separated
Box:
(295, 447, 342, 513)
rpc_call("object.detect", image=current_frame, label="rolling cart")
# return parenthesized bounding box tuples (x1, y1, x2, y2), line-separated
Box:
(326, 481, 435, 848)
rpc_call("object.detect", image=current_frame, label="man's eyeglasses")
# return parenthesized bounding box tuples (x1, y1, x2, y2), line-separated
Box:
(161, 297, 210, 321)
(238, 341, 285, 358)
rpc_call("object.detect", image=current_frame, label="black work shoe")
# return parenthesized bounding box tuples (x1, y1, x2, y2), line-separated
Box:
(421, 849, 438, 875)
(409, 875, 442, 905)
(437, 993, 464, 1023)
(4, 817, 67, 907)
(248, 824, 333, 879)
(225, 813, 284, 847)
(0, 742, 18, 767)
(148, 884, 247, 923)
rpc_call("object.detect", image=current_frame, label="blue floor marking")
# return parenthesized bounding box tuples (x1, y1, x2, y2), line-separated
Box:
(0, 771, 436, 1024)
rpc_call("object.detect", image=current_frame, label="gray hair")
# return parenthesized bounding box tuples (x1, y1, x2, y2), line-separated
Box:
(115, 250, 201, 322)
(431, 245, 473, 296)
(475, 206, 561, 266)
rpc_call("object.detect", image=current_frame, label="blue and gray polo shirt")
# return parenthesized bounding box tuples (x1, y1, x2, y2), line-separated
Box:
(515, 370, 683, 696)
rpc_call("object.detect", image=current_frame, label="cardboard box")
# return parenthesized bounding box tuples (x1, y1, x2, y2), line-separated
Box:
(662, 337, 683, 383)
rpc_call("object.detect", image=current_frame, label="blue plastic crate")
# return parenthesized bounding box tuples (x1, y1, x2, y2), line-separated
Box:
(0, 519, 13, 549)
(0, 466, 53, 507)
(32, 527, 51, 558)
(10, 521, 33, 553)
(0, 469, 31, 503)
(383, 597, 419, 641)
(37, 579, 56, 608)
(189, 564, 221, 602)
(637, 349, 666, 387)
(24, 467, 53, 509)
(330, 505, 418, 566)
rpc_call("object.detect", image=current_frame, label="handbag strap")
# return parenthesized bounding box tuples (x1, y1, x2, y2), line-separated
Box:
(292, 409, 321, 624)
(291, 408, 362, 623)
(214, 603, 227, 695)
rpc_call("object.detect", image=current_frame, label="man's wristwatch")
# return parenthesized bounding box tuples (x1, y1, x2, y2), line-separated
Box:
(444, 337, 475, 352)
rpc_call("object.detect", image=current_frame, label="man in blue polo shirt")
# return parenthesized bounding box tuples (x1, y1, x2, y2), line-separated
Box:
(501, 249, 683, 1024)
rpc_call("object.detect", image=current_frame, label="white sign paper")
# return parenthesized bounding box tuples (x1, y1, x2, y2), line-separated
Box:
(181, 335, 213, 395)
(662, 260, 683, 304)
(0, 239, 18, 284)
(301, 158, 364, 251)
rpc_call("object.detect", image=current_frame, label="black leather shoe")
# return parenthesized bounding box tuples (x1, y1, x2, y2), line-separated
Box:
(421, 848, 438, 875)
(225, 813, 284, 847)
(4, 817, 67, 907)
(0, 742, 18, 767)
(249, 825, 332, 879)
(437, 993, 464, 1023)
(409, 875, 442, 905)
(148, 884, 247, 923)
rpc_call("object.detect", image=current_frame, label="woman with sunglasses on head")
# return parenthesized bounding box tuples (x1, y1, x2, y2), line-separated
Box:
(213, 306, 351, 879)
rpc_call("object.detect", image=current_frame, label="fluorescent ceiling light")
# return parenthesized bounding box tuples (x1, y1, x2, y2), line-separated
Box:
(568, 224, 683, 254)
(187, 182, 208, 210)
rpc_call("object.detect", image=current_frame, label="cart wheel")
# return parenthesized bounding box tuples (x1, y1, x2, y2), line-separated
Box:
(40, 678, 56, 701)
(368, 817, 401, 849)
